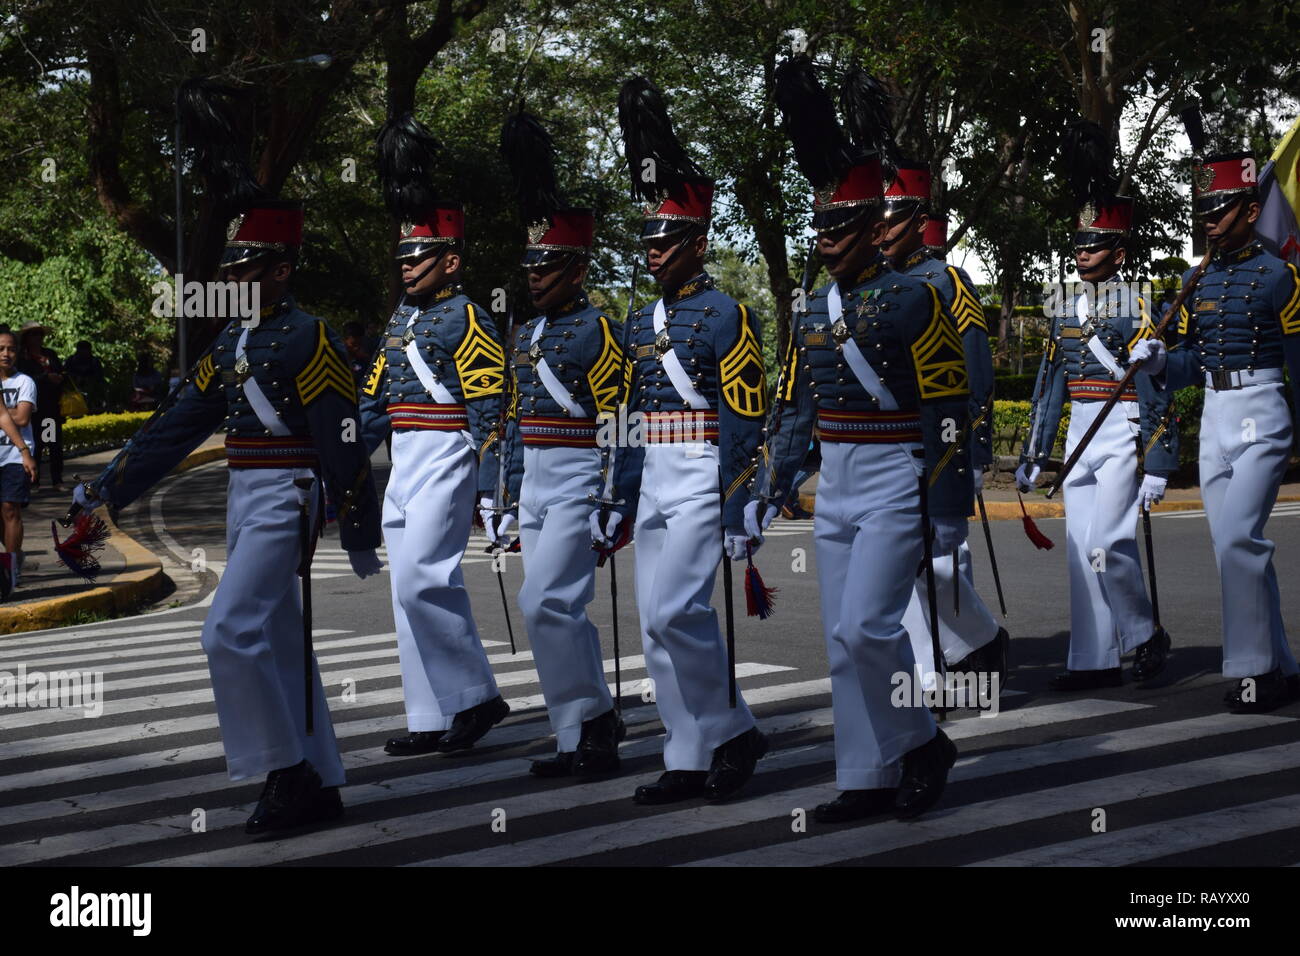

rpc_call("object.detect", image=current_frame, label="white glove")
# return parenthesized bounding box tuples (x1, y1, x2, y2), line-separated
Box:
(348, 549, 384, 579)
(1014, 462, 1040, 494)
(478, 496, 516, 546)
(590, 510, 623, 547)
(1129, 337, 1167, 376)
(932, 516, 969, 554)
(494, 512, 516, 545)
(72, 483, 104, 514)
(1139, 474, 1167, 512)
(973, 468, 985, 496)
(743, 499, 779, 542)
(724, 529, 751, 561)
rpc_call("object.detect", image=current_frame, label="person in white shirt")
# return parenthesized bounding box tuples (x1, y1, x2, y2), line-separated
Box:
(0, 329, 39, 591)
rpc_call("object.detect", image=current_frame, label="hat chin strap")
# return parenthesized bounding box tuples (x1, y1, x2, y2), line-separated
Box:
(649, 224, 703, 287)
(880, 204, 924, 261)
(820, 213, 875, 272)
(402, 244, 452, 292)
(1207, 197, 1246, 250)
(532, 253, 582, 308)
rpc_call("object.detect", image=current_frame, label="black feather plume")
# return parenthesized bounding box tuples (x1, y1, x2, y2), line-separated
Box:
(774, 55, 857, 191)
(1061, 119, 1117, 207)
(176, 78, 263, 212)
(500, 109, 563, 226)
(1178, 99, 1206, 155)
(839, 67, 899, 173)
(374, 113, 441, 220)
(617, 77, 704, 204)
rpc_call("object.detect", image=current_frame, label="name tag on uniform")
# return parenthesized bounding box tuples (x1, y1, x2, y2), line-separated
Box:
(804, 332, 830, 347)
(221, 369, 239, 385)
(514, 350, 531, 365)
(1196, 300, 1218, 311)
(386, 335, 405, 348)
(636, 344, 656, 359)
(1059, 327, 1082, 338)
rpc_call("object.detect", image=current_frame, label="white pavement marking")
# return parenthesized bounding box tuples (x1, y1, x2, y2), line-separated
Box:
(0, 629, 349, 667)
(967, 792, 1300, 866)
(0, 676, 828, 833)
(683, 742, 1300, 867)
(126, 697, 1144, 868)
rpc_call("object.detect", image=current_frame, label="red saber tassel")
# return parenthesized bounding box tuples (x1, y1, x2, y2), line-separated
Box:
(51, 513, 111, 581)
(744, 548, 778, 619)
(1017, 492, 1055, 550)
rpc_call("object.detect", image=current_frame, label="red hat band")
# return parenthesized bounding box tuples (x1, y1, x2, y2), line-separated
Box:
(814, 159, 883, 210)
(1076, 197, 1133, 235)
(527, 209, 595, 253)
(226, 203, 303, 250)
(402, 203, 464, 243)
(644, 180, 714, 223)
(923, 216, 948, 249)
(884, 163, 932, 203)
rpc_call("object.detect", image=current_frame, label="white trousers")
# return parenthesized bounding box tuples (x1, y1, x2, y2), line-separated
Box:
(634, 443, 756, 771)
(1199, 384, 1297, 678)
(202, 467, 345, 786)
(518, 444, 614, 752)
(814, 441, 937, 790)
(902, 536, 999, 688)
(384, 429, 498, 730)
(1061, 400, 1153, 670)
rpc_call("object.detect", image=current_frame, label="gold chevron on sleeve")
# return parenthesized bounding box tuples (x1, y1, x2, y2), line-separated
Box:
(1128, 295, 1157, 351)
(1177, 303, 1190, 336)
(912, 286, 970, 401)
(719, 304, 767, 419)
(194, 353, 216, 393)
(946, 267, 987, 333)
(587, 315, 624, 414)
(779, 326, 799, 403)
(454, 304, 505, 401)
(1280, 263, 1300, 335)
(297, 322, 359, 407)
(362, 352, 386, 397)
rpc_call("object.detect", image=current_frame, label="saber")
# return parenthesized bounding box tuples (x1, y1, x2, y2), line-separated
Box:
(953, 550, 960, 616)
(976, 491, 1008, 617)
(489, 307, 519, 655)
(609, 550, 622, 714)
(495, 550, 517, 655)
(722, 546, 737, 709)
(1136, 436, 1162, 629)
(918, 472, 946, 721)
(294, 477, 319, 735)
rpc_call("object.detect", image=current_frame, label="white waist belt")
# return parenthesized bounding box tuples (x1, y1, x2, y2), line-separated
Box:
(1204, 367, 1284, 390)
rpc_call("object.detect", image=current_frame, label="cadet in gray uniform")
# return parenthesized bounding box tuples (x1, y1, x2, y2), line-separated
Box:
(879, 161, 1009, 692)
(1136, 147, 1300, 712)
(496, 110, 626, 778)
(359, 114, 509, 756)
(73, 200, 383, 834)
(749, 58, 969, 823)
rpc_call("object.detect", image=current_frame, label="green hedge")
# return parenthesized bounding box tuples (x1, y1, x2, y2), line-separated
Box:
(993, 388, 1204, 466)
(62, 412, 152, 455)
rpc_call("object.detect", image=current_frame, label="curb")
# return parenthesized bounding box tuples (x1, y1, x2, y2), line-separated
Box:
(0, 442, 226, 636)
(796, 491, 1300, 521)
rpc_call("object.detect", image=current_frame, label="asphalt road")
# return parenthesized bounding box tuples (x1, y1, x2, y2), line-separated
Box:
(2, 448, 1300, 867)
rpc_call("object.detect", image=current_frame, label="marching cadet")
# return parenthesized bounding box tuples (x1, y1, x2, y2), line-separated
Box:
(496, 110, 625, 778)
(1017, 122, 1176, 690)
(1134, 146, 1300, 712)
(923, 216, 948, 259)
(591, 77, 769, 805)
(360, 114, 510, 756)
(748, 58, 968, 823)
(878, 162, 1010, 692)
(71, 199, 384, 833)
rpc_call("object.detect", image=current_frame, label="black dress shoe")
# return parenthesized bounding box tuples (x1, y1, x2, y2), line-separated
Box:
(951, 627, 1012, 697)
(1224, 669, 1300, 713)
(814, 789, 895, 824)
(704, 726, 769, 802)
(530, 752, 575, 778)
(896, 727, 958, 820)
(1049, 667, 1122, 691)
(246, 760, 326, 834)
(572, 709, 622, 776)
(1131, 627, 1171, 682)
(633, 770, 708, 805)
(384, 730, 445, 756)
(437, 695, 510, 752)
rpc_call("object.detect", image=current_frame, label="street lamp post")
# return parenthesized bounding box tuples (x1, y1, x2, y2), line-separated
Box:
(171, 54, 333, 374)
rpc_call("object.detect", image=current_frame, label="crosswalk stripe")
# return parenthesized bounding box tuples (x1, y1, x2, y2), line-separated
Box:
(3, 696, 1140, 866)
(682, 741, 1300, 866)
(0, 675, 832, 833)
(0, 619, 206, 647)
(967, 792, 1300, 866)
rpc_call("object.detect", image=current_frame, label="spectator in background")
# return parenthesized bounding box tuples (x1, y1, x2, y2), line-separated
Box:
(1, 330, 39, 588)
(167, 367, 182, 393)
(129, 353, 165, 411)
(17, 321, 65, 492)
(342, 321, 373, 386)
(64, 340, 106, 412)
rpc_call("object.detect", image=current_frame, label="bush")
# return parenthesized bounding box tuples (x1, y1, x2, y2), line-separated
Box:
(62, 411, 152, 455)
(994, 372, 1040, 401)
